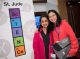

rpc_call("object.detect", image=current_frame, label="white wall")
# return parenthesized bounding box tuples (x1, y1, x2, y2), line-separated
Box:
(33, 0, 59, 12)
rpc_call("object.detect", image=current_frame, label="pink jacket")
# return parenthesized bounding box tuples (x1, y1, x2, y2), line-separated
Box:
(33, 31, 53, 59)
(51, 19, 79, 57)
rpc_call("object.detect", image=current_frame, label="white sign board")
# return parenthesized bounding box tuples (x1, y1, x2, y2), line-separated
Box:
(0, 0, 36, 59)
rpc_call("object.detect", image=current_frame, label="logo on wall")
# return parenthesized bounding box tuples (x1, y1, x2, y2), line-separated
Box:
(9, 8, 26, 57)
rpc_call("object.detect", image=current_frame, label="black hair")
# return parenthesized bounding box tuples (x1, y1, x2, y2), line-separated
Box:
(38, 14, 51, 33)
(48, 10, 62, 27)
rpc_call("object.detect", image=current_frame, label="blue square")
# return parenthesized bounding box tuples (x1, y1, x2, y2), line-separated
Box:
(35, 16, 41, 29)
(10, 18, 22, 27)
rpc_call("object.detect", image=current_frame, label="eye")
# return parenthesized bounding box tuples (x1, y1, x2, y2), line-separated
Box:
(45, 20, 48, 22)
(41, 21, 44, 23)
(49, 14, 56, 18)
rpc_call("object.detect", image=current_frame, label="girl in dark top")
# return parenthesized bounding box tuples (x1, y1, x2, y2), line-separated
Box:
(33, 14, 52, 59)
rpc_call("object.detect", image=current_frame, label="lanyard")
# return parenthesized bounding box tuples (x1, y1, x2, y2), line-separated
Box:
(54, 27, 60, 40)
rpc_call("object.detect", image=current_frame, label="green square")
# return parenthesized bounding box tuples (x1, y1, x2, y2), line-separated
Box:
(13, 37, 24, 47)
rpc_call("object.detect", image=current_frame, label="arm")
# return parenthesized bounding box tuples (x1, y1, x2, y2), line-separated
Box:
(33, 33, 40, 59)
(63, 20, 79, 57)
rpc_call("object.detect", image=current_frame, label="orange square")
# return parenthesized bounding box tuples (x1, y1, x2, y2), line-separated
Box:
(15, 46, 26, 57)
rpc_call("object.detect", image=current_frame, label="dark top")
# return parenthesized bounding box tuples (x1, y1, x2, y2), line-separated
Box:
(41, 31, 50, 59)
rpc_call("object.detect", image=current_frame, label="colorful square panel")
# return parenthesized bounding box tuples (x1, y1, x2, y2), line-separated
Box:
(12, 27, 23, 37)
(9, 8, 20, 18)
(13, 37, 24, 47)
(10, 18, 22, 27)
(15, 46, 26, 57)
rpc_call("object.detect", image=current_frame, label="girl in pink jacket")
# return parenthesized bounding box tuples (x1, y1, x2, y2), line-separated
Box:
(48, 10, 79, 59)
(33, 15, 53, 59)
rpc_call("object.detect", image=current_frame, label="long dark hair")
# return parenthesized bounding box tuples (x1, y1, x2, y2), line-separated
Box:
(38, 14, 51, 33)
(48, 10, 62, 27)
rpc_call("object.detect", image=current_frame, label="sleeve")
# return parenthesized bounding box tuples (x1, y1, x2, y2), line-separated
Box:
(63, 20, 79, 57)
(33, 33, 40, 59)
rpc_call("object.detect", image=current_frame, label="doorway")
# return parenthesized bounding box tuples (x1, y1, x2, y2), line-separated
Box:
(66, 1, 80, 38)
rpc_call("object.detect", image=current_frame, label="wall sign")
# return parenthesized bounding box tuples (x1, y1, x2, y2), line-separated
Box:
(9, 8, 26, 57)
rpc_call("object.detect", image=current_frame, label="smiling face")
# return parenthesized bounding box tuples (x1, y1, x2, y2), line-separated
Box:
(48, 12, 57, 23)
(41, 17, 49, 28)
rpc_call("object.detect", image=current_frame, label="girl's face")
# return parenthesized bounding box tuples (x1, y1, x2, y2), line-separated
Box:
(48, 12, 57, 23)
(41, 17, 49, 28)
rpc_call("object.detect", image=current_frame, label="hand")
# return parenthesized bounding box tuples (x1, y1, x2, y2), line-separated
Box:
(51, 53, 56, 59)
